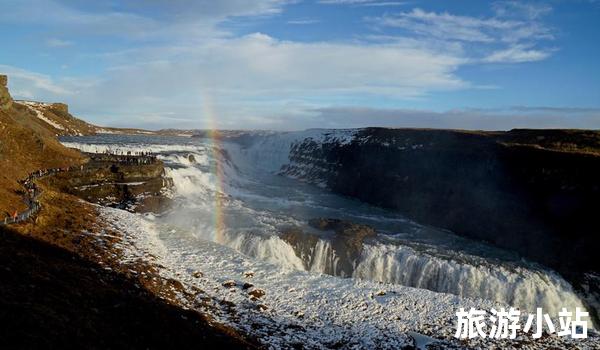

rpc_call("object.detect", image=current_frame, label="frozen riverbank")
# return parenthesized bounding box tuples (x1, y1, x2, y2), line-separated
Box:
(102, 206, 600, 349)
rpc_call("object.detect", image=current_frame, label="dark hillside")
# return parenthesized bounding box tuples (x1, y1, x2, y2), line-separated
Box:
(0, 226, 255, 349)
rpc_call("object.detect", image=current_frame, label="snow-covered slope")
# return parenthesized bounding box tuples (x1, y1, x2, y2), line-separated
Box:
(103, 206, 600, 349)
(16, 100, 97, 136)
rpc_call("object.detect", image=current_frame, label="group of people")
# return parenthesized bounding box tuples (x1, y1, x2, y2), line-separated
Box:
(27, 167, 73, 180)
(90, 150, 158, 165)
(102, 149, 156, 157)
(2, 166, 74, 225)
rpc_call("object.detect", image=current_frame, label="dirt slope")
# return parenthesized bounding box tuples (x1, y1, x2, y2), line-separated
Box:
(0, 80, 85, 218)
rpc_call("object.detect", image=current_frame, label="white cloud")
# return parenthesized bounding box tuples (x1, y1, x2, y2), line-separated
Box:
(369, 4, 554, 64)
(319, 0, 407, 6)
(287, 18, 320, 25)
(493, 1, 552, 20)
(0, 0, 291, 42)
(1, 27, 469, 129)
(484, 45, 552, 63)
(373, 7, 551, 43)
(0, 65, 73, 97)
(45, 38, 72, 47)
(54, 33, 466, 129)
(0, 1, 159, 38)
(319, 0, 379, 3)
(358, 2, 408, 7)
(0, 0, 567, 130)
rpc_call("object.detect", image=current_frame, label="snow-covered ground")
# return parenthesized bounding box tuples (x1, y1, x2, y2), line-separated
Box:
(101, 206, 600, 349)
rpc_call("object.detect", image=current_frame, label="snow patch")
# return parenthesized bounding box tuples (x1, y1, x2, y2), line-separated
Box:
(20, 100, 65, 131)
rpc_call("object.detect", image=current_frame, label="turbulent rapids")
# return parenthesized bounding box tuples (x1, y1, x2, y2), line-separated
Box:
(61, 132, 592, 320)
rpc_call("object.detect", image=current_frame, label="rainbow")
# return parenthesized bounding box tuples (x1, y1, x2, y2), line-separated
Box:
(203, 92, 227, 244)
(208, 128, 227, 244)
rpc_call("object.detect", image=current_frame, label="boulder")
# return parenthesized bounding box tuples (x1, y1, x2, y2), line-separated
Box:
(308, 218, 376, 240)
(222, 280, 236, 288)
(50, 103, 68, 114)
(248, 288, 266, 299)
(281, 218, 377, 277)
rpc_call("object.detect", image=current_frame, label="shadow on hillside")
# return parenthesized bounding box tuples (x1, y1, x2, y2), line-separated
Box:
(0, 226, 256, 349)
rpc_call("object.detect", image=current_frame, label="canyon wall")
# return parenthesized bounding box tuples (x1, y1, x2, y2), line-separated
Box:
(279, 128, 600, 282)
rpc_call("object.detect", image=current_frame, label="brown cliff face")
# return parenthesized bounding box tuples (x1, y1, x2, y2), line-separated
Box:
(0, 75, 12, 111)
(0, 74, 97, 137)
(0, 104, 84, 218)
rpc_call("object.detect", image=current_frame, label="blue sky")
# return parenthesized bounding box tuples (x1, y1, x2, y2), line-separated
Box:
(0, 0, 599, 130)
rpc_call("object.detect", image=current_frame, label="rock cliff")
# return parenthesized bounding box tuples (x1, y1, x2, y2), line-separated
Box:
(44, 156, 172, 213)
(278, 128, 600, 285)
(0, 75, 12, 111)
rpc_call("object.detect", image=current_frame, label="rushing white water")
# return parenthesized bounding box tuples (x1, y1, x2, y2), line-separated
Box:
(353, 243, 587, 316)
(223, 230, 306, 270)
(60, 133, 593, 321)
(308, 240, 341, 275)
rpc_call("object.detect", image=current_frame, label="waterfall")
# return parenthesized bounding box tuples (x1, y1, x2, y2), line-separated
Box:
(308, 240, 340, 276)
(222, 231, 306, 270)
(353, 243, 588, 316)
(64, 135, 593, 321)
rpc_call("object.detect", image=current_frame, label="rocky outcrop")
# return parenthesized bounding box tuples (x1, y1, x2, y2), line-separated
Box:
(50, 102, 68, 114)
(44, 158, 173, 213)
(0, 75, 12, 111)
(281, 218, 376, 276)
